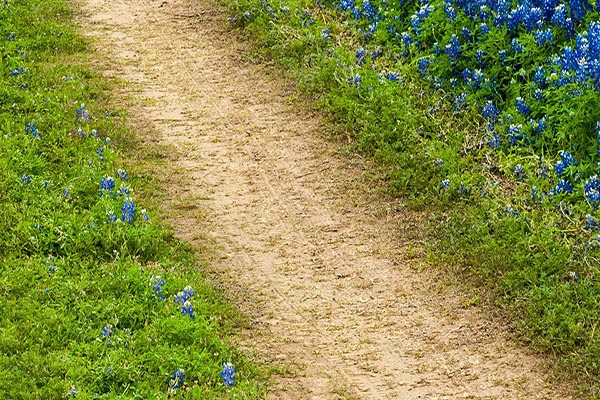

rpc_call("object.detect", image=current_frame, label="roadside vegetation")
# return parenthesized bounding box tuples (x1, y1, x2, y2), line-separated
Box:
(0, 0, 265, 398)
(225, 0, 600, 395)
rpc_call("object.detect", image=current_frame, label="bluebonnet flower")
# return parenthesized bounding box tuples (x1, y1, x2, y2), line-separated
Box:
(585, 215, 600, 231)
(321, 29, 331, 40)
(534, 29, 554, 46)
(596, 121, 600, 156)
(10, 67, 26, 77)
(181, 300, 195, 318)
(417, 57, 431, 74)
(168, 368, 186, 396)
(362, 0, 378, 21)
(348, 73, 361, 87)
(514, 164, 526, 181)
(100, 176, 115, 194)
(121, 198, 135, 223)
(434, 159, 444, 167)
(507, 124, 524, 146)
(515, 97, 530, 115)
(96, 148, 104, 161)
(76, 104, 91, 122)
(339, 0, 355, 11)
(116, 168, 128, 181)
(385, 72, 400, 81)
(441, 179, 450, 189)
(7, 32, 15, 41)
(26, 122, 40, 138)
(141, 208, 149, 221)
(355, 47, 366, 66)
(498, 50, 508, 64)
(550, 179, 574, 194)
(20, 175, 31, 184)
(401, 31, 413, 48)
(63, 189, 70, 199)
(584, 175, 600, 208)
(511, 38, 523, 53)
(117, 185, 130, 197)
(47, 256, 57, 275)
(504, 205, 519, 217)
(452, 92, 467, 111)
(444, 3, 457, 20)
(480, 22, 489, 35)
(103, 324, 113, 338)
(221, 363, 236, 387)
(533, 89, 544, 101)
(370, 48, 382, 59)
(107, 210, 117, 224)
(90, 129, 99, 138)
(445, 34, 461, 61)
(475, 49, 485, 66)
(461, 27, 471, 41)
(554, 150, 577, 177)
(174, 285, 195, 310)
(458, 182, 468, 194)
(77, 127, 85, 139)
(151, 275, 165, 300)
(482, 101, 500, 122)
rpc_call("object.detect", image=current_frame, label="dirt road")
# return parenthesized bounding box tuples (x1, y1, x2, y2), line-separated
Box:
(77, 0, 572, 398)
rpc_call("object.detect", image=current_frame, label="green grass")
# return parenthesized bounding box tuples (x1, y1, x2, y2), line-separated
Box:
(224, 0, 600, 396)
(0, 0, 266, 398)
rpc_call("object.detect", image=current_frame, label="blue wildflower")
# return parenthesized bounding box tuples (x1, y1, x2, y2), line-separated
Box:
(348, 73, 361, 87)
(321, 28, 331, 40)
(20, 175, 31, 184)
(480, 23, 489, 35)
(102, 324, 113, 338)
(7, 32, 15, 41)
(551, 179, 574, 194)
(100, 176, 115, 194)
(168, 368, 186, 395)
(482, 101, 500, 122)
(121, 198, 135, 223)
(10, 67, 26, 77)
(116, 168, 128, 181)
(514, 164, 526, 181)
(504, 205, 519, 217)
(107, 210, 117, 224)
(515, 97, 530, 115)
(441, 179, 450, 189)
(584, 175, 600, 208)
(585, 215, 600, 231)
(76, 104, 91, 122)
(26, 122, 40, 138)
(221, 363, 236, 387)
(445, 34, 461, 61)
(417, 57, 431, 74)
(511, 38, 523, 53)
(151, 275, 165, 300)
(355, 47, 366, 66)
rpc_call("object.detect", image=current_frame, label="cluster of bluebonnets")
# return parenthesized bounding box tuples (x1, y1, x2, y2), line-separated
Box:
(328, 0, 600, 234)
(232, 0, 600, 241)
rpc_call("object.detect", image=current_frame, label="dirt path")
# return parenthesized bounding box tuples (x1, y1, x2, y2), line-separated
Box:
(77, 0, 573, 398)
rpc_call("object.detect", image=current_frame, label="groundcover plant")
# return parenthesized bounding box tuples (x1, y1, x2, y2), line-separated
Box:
(0, 0, 264, 398)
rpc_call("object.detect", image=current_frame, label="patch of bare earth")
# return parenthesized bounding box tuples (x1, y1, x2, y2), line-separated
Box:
(76, 0, 574, 398)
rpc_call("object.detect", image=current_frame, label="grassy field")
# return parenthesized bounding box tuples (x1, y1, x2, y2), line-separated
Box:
(0, 0, 266, 398)
(224, 0, 600, 395)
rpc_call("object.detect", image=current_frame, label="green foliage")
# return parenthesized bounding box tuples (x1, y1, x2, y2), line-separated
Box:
(0, 0, 265, 398)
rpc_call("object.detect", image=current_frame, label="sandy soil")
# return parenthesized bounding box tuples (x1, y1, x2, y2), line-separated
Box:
(76, 0, 574, 398)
